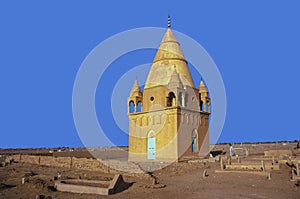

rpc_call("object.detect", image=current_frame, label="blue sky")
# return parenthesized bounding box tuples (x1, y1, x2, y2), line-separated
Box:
(0, 1, 299, 148)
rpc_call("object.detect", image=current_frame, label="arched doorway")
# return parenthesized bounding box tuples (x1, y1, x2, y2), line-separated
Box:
(192, 129, 198, 153)
(147, 130, 156, 160)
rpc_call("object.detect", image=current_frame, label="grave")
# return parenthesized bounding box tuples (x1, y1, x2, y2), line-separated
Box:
(54, 174, 130, 195)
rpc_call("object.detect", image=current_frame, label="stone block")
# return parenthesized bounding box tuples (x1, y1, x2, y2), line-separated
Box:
(55, 174, 129, 195)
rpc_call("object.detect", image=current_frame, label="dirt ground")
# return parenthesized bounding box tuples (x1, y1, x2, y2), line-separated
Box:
(0, 143, 300, 199)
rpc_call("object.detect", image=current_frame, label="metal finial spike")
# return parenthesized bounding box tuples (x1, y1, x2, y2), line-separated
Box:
(168, 15, 171, 28)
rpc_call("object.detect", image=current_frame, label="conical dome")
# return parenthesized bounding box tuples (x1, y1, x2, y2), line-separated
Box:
(144, 27, 195, 89)
(199, 80, 208, 93)
(130, 80, 141, 96)
(152, 28, 185, 63)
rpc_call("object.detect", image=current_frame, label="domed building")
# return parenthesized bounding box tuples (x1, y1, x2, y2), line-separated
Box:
(128, 17, 211, 162)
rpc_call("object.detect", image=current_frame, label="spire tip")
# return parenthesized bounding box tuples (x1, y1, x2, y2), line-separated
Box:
(168, 15, 171, 28)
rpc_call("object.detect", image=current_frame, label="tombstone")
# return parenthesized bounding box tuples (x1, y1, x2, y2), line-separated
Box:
(245, 148, 249, 156)
(267, 172, 271, 180)
(203, 169, 207, 177)
(22, 177, 29, 184)
(70, 157, 73, 168)
(22, 178, 30, 184)
(220, 158, 224, 170)
(152, 177, 156, 185)
(227, 157, 231, 165)
(292, 170, 295, 180)
(54, 173, 61, 181)
(261, 160, 266, 172)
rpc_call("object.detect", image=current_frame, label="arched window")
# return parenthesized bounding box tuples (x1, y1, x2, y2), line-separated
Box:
(200, 100, 204, 111)
(192, 129, 198, 153)
(137, 101, 142, 112)
(178, 92, 182, 106)
(179, 92, 186, 107)
(166, 92, 176, 107)
(185, 94, 189, 107)
(129, 101, 135, 113)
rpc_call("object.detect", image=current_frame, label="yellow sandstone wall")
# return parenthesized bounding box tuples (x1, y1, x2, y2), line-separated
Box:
(128, 107, 210, 162)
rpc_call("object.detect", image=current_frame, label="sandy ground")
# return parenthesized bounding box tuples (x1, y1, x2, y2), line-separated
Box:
(0, 143, 300, 199)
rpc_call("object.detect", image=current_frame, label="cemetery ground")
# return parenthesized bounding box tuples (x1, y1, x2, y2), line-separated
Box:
(0, 142, 299, 199)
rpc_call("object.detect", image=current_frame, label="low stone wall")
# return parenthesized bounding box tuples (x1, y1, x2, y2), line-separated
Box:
(5, 154, 114, 173)
(264, 150, 292, 157)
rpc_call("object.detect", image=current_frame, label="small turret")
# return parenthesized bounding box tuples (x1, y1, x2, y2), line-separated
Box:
(198, 79, 210, 112)
(130, 80, 141, 97)
(128, 80, 143, 113)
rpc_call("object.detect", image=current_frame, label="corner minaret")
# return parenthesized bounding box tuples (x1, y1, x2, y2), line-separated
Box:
(128, 18, 210, 162)
(128, 80, 142, 113)
(199, 80, 211, 112)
